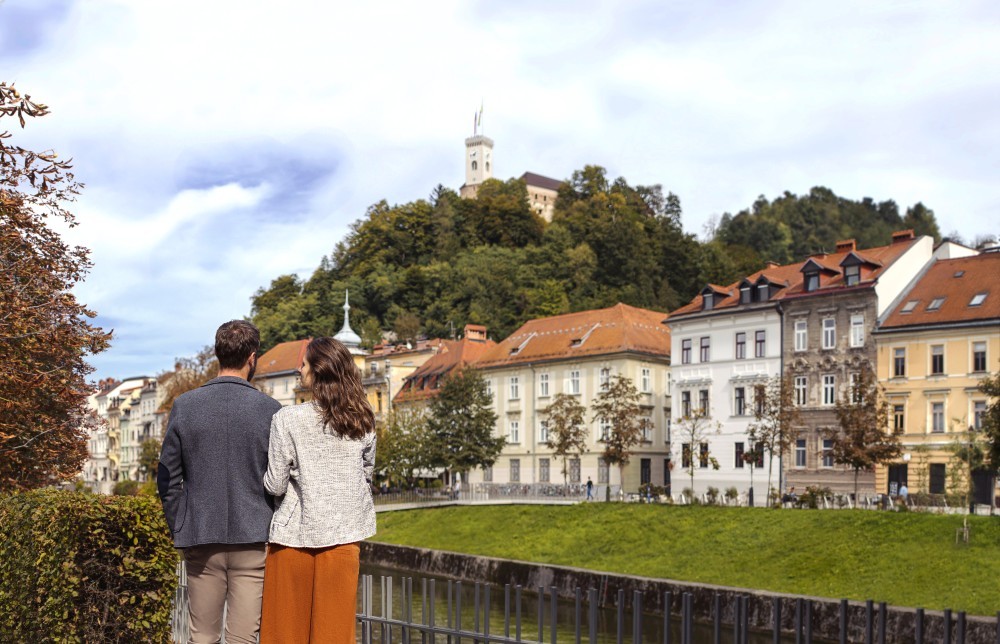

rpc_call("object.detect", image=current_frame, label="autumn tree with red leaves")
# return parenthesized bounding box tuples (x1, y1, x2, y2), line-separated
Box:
(0, 83, 110, 491)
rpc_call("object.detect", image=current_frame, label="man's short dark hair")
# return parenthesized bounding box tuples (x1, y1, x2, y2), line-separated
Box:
(215, 320, 260, 370)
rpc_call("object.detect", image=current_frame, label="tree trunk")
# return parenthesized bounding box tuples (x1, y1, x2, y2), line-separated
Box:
(854, 468, 860, 503)
(766, 452, 775, 505)
(619, 465, 625, 500)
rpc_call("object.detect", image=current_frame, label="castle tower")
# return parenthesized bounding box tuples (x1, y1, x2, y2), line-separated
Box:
(459, 134, 494, 198)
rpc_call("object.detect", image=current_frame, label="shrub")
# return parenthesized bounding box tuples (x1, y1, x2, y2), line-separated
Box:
(0, 489, 178, 642)
(724, 487, 739, 502)
(113, 479, 141, 496)
(706, 486, 720, 504)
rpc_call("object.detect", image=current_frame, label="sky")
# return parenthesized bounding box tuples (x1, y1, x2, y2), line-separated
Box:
(3, 0, 999, 382)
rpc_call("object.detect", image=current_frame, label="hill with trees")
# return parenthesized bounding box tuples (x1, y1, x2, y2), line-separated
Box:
(249, 166, 950, 351)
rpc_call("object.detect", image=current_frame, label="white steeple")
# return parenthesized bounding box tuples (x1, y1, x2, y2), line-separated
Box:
(333, 290, 363, 353)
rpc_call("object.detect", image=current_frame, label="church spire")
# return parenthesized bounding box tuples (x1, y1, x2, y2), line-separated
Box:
(333, 289, 362, 350)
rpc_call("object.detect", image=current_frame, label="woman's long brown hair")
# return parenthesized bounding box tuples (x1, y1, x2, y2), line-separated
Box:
(305, 337, 375, 439)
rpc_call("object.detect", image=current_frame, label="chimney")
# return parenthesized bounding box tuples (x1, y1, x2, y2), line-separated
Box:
(766, 261, 779, 269)
(835, 239, 856, 253)
(891, 229, 915, 244)
(464, 324, 488, 342)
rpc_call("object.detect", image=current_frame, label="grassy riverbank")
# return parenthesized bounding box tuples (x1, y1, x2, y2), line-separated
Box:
(373, 504, 1000, 615)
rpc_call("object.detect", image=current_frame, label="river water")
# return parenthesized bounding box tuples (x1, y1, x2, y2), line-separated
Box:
(359, 563, 799, 644)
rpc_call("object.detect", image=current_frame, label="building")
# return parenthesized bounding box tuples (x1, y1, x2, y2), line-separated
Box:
(779, 231, 933, 494)
(666, 260, 807, 499)
(393, 325, 496, 410)
(521, 172, 561, 222)
(470, 304, 672, 492)
(362, 338, 446, 421)
(874, 249, 999, 502)
(82, 376, 150, 493)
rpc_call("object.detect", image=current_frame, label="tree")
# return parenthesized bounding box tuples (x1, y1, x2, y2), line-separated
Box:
(138, 438, 161, 481)
(747, 375, 801, 501)
(375, 408, 432, 486)
(426, 369, 504, 481)
(673, 409, 722, 500)
(159, 346, 219, 415)
(978, 369, 1000, 472)
(542, 393, 588, 488)
(0, 83, 111, 491)
(591, 375, 642, 494)
(827, 365, 901, 500)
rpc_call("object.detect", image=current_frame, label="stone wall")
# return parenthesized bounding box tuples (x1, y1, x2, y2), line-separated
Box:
(362, 541, 997, 644)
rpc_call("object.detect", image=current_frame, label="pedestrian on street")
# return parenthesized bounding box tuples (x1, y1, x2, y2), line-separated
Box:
(586, 476, 594, 501)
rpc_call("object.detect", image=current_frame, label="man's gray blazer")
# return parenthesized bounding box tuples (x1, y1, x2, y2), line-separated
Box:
(157, 376, 282, 548)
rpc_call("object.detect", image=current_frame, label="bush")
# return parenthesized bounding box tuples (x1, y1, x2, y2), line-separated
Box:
(706, 487, 720, 504)
(724, 487, 739, 502)
(0, 489, 178, 642)
(113, 479, 141, 496)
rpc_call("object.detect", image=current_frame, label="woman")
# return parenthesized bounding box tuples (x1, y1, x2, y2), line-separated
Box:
(260, 337, 376, 643)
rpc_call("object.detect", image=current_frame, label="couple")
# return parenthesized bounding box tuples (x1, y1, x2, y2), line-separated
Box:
(157, 320, 376, 643)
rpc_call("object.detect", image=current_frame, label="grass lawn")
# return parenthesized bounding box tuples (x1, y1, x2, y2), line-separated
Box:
(373, 504, 1000, 616)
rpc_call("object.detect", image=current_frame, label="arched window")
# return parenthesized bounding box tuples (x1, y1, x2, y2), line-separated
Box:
(471, 160, 478, 171)
(486, 162, 490, 171)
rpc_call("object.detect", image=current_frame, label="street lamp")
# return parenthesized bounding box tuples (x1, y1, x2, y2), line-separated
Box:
(968, 425, 976, 514)
(384, 359, 392, 415)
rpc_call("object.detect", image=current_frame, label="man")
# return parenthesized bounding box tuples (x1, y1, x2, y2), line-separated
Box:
(158, 320, 282, 644)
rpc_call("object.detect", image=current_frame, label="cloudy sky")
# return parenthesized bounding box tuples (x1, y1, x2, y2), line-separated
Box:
(4, 0, 998, 381)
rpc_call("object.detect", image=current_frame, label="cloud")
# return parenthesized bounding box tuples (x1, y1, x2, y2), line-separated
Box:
(3, 0, 998, 380)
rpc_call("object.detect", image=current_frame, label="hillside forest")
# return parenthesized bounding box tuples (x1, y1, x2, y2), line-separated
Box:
(249, 165, 964, 351)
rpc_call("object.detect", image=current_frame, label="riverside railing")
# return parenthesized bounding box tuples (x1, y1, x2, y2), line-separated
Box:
(171, 566, 1000, 643)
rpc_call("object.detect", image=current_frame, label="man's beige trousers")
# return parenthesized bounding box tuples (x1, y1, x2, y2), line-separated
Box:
(183, 543, 267, 644)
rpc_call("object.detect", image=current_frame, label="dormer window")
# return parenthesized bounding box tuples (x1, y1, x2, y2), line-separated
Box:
(970, 293, 987, 307)
(757, 283, 770, 301)
(740, 286, 751, 304)
(703, 293, 714, 310)
(805, 272, 819, 292)
(927, 297, 945, 311)
(844, 264, 860, 286)
(901, 300, 918, 313)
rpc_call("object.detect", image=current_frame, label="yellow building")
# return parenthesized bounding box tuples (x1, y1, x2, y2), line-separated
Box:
(875, 251, 999, 503)
(361, 339, 446, 421)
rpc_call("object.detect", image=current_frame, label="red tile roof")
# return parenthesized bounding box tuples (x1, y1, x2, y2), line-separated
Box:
(394, 337, 497, 402)
(255, 339, 309, 378)
(475, 303, 670, 369)
(669, 261, 807, 317)
(880, 252, 1000, 328)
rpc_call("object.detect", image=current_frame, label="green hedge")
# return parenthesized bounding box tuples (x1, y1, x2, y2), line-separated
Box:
(0, 489, 178, 642)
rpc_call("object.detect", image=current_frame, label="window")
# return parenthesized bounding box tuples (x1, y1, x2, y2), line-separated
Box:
(805, 272, 819, 292)
(822, 374, 836, 406)
(699, 443, 709, 468)
(599, 418, 611, 441)
(539, 458, 550, 483)
(849, 314, 864, 348)
(822, 439, 834, 467)
(509, 458, 520, 483)
(698, 389, 709, 415)
(844, 264, 860, 286)
(757, 283, 770, 301)
(931, 402, 944, 433)
(598, 458, 609, 484)
(641, 367, 651, 393)
(471, 160, 478, 171)
(681, 444, 692, 469)
(703, 293, 714, 310)
(754, 330, 766, 358)
(483, 466, 493, 483)
(508, 420, 520, 443)
(509, 376, 520, 400)
(970, 292, 987, 307)
(599, 367, 611, 391)
(929, 463, 946, 494)
(538, 420, 549, 444)
(735, 332, 746, 360)
(795, 439, 807, 467)
(681, 391, 691, 417)
(539, 373, 550, 397)
(901, 300, 919, 314)
(927, 297, 945, 311)
(822, 318, 836, 350)
(754, 385, 765, 416)
(973, 342, 987, 372)
(930, 345, 944, 375)
(681, 339, 692, 364)
(640, 417, 652, 442)
(794, 376, 807, 406)
(740, 286, 751, 304)
(893, 404, 905, 432)
(370, 362, 379, 376)
(485, 379, 493, 401)
(893, 348, 906, 377)
(569, 370, 581, 395)
(734, 387, 746, 416)
(794, 320, 807, 352)
(569, 458, 581, 483)
(974, 401, 987, 430)
(849, 372, 861, 403)
(735, 442, 745, 469)
(700, 337, 711, 362)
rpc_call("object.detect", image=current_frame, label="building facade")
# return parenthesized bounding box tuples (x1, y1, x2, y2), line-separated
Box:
(469, 304, 672, 493)
(874, 250, 999, 503)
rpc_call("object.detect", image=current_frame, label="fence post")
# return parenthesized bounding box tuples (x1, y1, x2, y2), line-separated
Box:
(805, 600, 812, 644)
(839, 599, 847, 644)
(795, 598, 802, 644)
(617, 588, 625, 644)
(945, 609, 952, 644)
(712, 592, 720, 644)
(865, 599, 874, 644)
(664, 590, 672, 644)
(958, 612, 966, 644)
(589, 588, 598, 644)
(539, 585, 546, 644)
(429, 579, 436, 644)
(878, 602, 887, 644)
(551, 586, 558, 644)
(633, 590, 642, 644)
(575, 587, 582, 644)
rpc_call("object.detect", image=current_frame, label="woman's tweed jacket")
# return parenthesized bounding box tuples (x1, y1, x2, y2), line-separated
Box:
(263, 403, 377, 548)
